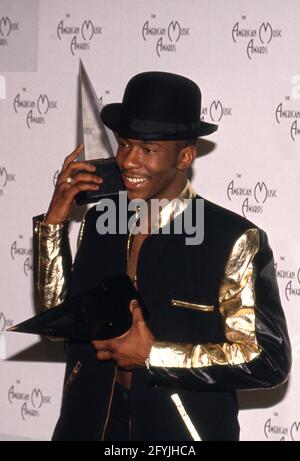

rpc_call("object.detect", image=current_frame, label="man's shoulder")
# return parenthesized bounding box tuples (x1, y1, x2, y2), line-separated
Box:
(203, 198, 257, 227)
(190, 195, 268, 262)
(194, 195, 261, 243)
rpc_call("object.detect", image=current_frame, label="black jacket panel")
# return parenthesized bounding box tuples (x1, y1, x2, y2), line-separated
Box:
(52, 196, 291, 441)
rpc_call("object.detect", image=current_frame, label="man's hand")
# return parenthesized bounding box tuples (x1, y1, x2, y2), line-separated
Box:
(92, 300, 154, 370)
(45, 144, 103, 224)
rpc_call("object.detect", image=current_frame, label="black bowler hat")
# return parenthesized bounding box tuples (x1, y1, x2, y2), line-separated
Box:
(101, 71, 218, 140)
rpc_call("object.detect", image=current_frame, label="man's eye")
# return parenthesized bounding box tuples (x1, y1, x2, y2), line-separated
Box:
(144, 147, 156, 154)
(119, 142, 129, 148)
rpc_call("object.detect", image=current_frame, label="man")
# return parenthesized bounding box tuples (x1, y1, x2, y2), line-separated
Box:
(33, 71, 291, 441)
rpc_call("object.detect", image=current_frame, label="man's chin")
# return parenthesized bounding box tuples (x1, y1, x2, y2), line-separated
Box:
(126, 189, 149, 201)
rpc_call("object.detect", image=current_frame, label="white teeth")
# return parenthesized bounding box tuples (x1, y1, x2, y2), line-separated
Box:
(126, 177, 147, 184)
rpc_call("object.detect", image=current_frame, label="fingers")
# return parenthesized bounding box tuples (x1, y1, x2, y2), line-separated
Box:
(62, 144, 84, 171)
(54, 178, 99, 204)
(95, 350, 130, 369)
(69, 161, 96, 174)
(92, 339, 112, 351)
(92, 340, 115, 361)
(56, 166, 103, 206)
(45, 145, 102, 225)
(96, 351, 113, 361)
(130, 300, 144, 322)
(58, 162, 98, 185)
(129, 299, 140, 313)
(58, 182, 101, 205)
(69, 171, 102, 186)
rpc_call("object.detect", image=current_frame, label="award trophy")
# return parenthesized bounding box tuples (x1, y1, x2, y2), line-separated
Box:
(7, 275, 148, 341)
(75, 60, 125, 205)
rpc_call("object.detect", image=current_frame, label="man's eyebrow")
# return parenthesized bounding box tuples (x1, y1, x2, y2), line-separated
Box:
(141, 141, 162, 147)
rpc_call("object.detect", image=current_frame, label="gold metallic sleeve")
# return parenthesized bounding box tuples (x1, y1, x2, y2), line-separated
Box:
(149, 228, 261, 369)
(33, 214, 72, 310)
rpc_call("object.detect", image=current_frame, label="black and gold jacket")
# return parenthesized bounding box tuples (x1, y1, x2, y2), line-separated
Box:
(33, 183, 291, 441)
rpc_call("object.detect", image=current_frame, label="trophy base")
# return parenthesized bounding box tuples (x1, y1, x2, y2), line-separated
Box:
(75, 158, 125, 205)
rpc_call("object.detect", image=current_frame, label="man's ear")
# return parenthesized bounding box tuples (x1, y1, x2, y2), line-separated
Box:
(177, 145, 196, 171)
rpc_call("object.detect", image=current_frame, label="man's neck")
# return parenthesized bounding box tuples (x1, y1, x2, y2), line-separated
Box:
(142, 180, 196, 232)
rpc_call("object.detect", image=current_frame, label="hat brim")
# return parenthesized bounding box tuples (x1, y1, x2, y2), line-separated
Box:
(101, 103, 218, 141)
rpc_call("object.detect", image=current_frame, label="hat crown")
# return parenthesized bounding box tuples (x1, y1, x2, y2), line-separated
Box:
(121, 71, 201, 124)
(100, 70, 217, 140)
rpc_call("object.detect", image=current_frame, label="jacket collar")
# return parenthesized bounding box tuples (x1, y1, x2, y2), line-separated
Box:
(132, 180, 197, 232)
(158, 180, 197, 229)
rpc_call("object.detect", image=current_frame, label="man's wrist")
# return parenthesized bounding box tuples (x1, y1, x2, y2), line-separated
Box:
(33, 213, 70, 240)
(44, 212, 69, 226)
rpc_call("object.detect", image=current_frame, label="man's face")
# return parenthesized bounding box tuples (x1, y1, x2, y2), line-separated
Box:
(116, 137, 185, 201)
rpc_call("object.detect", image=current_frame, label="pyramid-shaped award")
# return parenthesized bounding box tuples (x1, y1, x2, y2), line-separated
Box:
(7, 275, 148, 342)
(75, 60, 125, 205)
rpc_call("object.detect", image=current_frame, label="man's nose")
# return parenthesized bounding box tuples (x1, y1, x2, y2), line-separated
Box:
(121, 146, 141, 170)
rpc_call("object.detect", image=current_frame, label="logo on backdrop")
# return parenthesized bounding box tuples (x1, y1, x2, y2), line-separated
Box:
(0, 312, 14, 331)
(10, 236, 33, 277)
(8, 383, 51, 421)
(1, 312, 14, 360)
(232, 16, 282, 60)
(0, 16, 19, 47)
(0, 166, 16, 197)
(264, 413, 300, 441)
(290, 422, 300, 441)
(275, 257, 300, 302)
(13, 89, 58, 129)
(275, 96, 300, 142)
(53, 169, 60, 187)
(142, 15, 190, 57)
(226, 175, 277, 218)
(208, 100, 232, 123)
(57, 15, 103, 56)
(196, 99, 233, 125)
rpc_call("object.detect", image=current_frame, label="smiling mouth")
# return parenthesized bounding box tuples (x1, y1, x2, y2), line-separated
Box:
(124, 176, 147, 184)
(122, 175, 149, 188)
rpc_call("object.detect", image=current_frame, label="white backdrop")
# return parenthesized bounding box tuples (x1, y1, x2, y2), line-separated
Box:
(0, 0, 299, 441)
